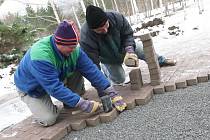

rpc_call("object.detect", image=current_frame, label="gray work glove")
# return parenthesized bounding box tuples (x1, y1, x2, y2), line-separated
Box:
(76, 98, 100, 113)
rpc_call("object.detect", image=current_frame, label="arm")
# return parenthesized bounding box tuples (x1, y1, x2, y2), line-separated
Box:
(115, 12, 135, 49)
(76, 48, 110, 91)
(30, 60, 80, 107)
(80, 41, 101, 69)
(80, 23, 101, 69)
(76, 48, 127, 112)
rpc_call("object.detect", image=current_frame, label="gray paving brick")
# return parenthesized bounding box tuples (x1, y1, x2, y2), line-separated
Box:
(153, 84, 165, 94)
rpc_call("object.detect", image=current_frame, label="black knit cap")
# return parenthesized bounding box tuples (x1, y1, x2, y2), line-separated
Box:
(86, 5, 108, 29)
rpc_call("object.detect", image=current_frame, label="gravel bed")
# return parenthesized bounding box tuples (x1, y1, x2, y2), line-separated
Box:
(63, 82, 210, 140)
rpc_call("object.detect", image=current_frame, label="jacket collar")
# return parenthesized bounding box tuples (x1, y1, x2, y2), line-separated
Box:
(50, 35, 65, 61)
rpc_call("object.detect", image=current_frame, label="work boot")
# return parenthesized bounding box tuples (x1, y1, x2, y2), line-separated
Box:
(160, 58, 176, 67)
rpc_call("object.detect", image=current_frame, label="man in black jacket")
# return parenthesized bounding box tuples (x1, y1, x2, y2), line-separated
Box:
(78, 5, 176, 85)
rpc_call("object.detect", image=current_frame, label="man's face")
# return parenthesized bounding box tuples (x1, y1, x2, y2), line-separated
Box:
(92, 20, 109, 34)
(56, 44, 77, 57)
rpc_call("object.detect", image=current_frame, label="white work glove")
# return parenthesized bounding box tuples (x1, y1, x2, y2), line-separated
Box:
(124, 46, 139, 67)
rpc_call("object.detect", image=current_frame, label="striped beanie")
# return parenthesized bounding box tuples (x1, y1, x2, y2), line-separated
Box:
(54, 20, 80, 46)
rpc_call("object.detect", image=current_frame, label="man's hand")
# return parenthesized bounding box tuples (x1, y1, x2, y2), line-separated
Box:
(104, 86, 127, 112)
(124, 52, 139, 67)
(76, 98, 100, 113)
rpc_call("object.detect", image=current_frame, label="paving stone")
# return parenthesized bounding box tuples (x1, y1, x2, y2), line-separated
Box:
(20, 133, 39, 140)
(145, 53, 157, 61)
(146, 56, 159, 64)
(150, 73, 161, 80)
(70, 119, 86, 131)
(143, 45, 155, 54)
(153, 84, 165, 94)
(124, 58, 138, 67)
(40, 127, 68, 140)
(99, 109, 118, 123)
(125, 99, 136, 110)
(25, 123, 46, 135)
(151, 79, 161, 86)
(129, 68, 143, 90)
(135, 86, 153, 105)
(34, 118, 71, 140)
(142, 40, 153, 47)
(186, 78, 197, 86)
(149, 67, 161, 75)
(139, 33, 152, 41)
(197, 74, 208, 83)
(0, 129, 26, 140)
(86, 115, 100, 127)
(164, 83, 176, 92)
(130, 84, 141, 90)
(175, 80, 187, 89)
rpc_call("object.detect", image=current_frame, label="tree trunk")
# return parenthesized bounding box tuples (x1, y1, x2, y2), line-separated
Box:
(111, 0, 115, 11)
(49, 0, 60, 23)
(80, 0, 86, 15)
(72, 6, 81, 29)
(113, 0, 119, 12)
(101, 0, 106, 10)
(126, 0, 131, 24)
(130, 0, 135, 15)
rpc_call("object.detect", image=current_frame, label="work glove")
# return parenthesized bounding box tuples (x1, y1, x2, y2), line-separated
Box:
(124, 46, 139, 67)
(104, 86, 127, 112)
(76, 98, 100, 113)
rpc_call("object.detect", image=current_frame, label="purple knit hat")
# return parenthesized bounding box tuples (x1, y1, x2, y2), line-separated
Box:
(54, 20, 80, 46)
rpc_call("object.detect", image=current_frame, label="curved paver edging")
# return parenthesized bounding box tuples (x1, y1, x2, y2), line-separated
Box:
(154, 73, 209, 94)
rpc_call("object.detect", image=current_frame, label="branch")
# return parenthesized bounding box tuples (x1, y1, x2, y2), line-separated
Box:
(49, 0, 60, 23)
(26, 15, 57, 24)
(46, 22, 58, 28)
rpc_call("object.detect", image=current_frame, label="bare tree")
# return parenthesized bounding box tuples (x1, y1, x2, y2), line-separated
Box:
(113, 0, 119, 12)
(49, 0, 60, 23)
(101, 0, 106, 10)
(80, 0, 86, 15)
(72, 6, 81, 29)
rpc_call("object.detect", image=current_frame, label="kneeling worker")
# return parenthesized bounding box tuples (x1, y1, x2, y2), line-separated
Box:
(14, 20, 126, 126)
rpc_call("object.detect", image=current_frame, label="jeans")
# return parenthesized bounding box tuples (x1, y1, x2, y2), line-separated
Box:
(101, 41, 166, 84)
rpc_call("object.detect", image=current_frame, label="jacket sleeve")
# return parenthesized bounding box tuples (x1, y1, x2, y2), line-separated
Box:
(80, 23, 101, 69)
(30, 60, 80, 107)
(76, 48, 110, 91)
(115, 12, 135, 49)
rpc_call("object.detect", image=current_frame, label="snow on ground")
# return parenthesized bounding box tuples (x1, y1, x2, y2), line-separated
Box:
(0, 0, 209, 132)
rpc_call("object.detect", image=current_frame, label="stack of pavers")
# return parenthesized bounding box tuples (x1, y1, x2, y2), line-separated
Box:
(140, 33, 161, 86)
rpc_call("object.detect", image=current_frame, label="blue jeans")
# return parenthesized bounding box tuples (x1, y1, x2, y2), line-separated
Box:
(101, 41, 166, 84)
